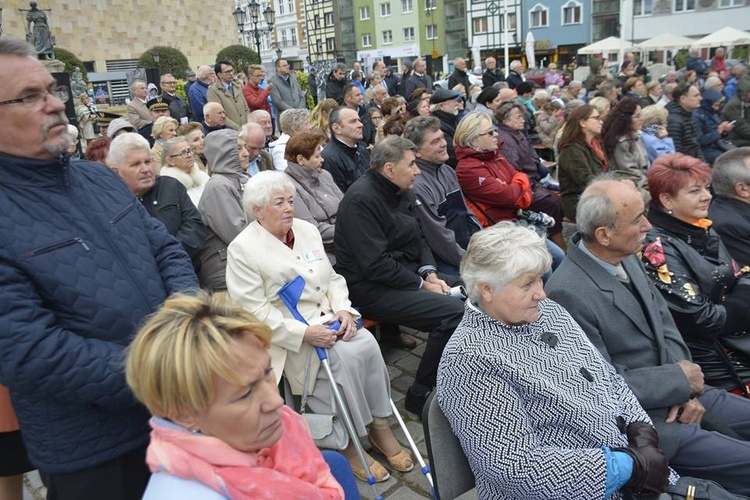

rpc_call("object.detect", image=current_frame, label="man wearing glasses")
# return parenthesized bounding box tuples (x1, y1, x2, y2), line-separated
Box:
(159, 73, 191, 123)
(207, 60, 250, 131)
(0, 39, 197, 499)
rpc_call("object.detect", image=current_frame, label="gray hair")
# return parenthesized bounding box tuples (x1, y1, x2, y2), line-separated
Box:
(568, 80, 582, 90)
(493, 81, 509, 89)
(131, 79, 146, 92)
(108, 133, 150, 167)
(461, 222, 552, 302)
(0, 38, 36, 57)
(241, 170, 296, 213)
(279, 108, 310, 135)
(510, 60, 523, 71)
(403, 116, 441, 149)
(576, 175, 627, 243)
(712, 147, 750, 198)
(370, 136, 417, 173)
(248, 109, 271, 123)
(162, 135, 188, 165)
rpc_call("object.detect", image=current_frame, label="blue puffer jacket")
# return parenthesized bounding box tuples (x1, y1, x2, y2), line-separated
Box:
(0, 153, 198, 474)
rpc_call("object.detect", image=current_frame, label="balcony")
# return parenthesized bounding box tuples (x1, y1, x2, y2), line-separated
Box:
(445, 18, 465, 32)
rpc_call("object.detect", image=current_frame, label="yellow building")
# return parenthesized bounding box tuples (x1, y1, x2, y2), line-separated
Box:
(2, 0, 238, 72)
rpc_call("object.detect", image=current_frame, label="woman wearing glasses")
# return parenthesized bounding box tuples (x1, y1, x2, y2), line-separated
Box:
(557, 104, 607, 243)
(160, 136, 210, 206)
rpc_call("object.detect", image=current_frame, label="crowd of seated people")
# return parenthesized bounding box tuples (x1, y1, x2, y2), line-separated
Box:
(5, 32, 750, 499)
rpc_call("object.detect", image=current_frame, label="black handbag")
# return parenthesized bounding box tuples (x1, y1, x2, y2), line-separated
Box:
(716, 138, 738, 152)
(633, 476, 748, 499)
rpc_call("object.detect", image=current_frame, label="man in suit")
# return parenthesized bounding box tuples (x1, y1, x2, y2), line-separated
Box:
(207, 60, 250, 131)
(126, 80, 151, 130)
(546, 178, 750, 496)
(709, 147, 750, 267)
(268, 58, 306, 118)
(404, 58, 433, 101)
(159, 73, 190, 123)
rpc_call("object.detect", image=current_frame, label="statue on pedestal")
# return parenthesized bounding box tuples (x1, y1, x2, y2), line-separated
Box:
(24, 2, 55, 60)
(71, 67, 88, 98)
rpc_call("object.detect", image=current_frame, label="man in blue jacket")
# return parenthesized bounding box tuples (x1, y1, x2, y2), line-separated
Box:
(0, 38, 198, 500)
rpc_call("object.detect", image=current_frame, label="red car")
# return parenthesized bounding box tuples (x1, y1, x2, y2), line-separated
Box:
(523, 68, 571, 88)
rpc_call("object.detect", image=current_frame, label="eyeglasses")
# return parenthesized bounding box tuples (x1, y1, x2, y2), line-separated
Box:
(587, 115, 602, 121)
(222, 68, 235, 74)
(0, 86, 69, 108)
(169, 148, 195, 158)
(477, 129, 498, 137)
(161, 80, 177, 85)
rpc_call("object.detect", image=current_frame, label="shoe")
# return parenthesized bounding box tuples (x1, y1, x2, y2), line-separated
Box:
(381, 333, 417, 350)
(368, 433, 414, 473)
(350, 457, 390, 483)
(405, 387, 431, 418)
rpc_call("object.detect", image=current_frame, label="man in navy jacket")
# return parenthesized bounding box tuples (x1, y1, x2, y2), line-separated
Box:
(0, 38, 197, 500)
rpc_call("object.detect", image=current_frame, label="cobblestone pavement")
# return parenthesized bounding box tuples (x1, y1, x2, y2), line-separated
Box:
(23, 328, 434, 500)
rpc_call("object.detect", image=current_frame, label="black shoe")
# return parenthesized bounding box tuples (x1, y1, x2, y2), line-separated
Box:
(381, 333, 417, 350)
(405, 387, 431, 418)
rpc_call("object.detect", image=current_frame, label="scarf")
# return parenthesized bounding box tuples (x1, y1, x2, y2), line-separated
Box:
(588, 138, 609, 172)
(146, 406, 343, 499)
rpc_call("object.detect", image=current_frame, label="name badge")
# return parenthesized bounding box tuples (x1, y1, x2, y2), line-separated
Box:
(302, 250, 324, 263)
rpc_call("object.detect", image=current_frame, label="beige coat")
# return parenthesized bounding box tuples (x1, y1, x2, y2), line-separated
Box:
(126, 98, 151, 129)
(207, 81, 250, 131)
(226, 219, 359, 394)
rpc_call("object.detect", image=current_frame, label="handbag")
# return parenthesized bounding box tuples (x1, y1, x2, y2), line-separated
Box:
(300, 348, 349, 450)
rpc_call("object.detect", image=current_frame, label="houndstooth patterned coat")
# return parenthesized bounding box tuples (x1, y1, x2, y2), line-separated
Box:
(438, 299, 676, 499)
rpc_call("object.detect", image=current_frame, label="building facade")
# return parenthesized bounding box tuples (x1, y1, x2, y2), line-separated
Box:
(521, 0, 591, 66)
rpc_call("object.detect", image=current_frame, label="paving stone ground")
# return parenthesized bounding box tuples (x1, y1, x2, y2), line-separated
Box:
(22, 328, 434, 499)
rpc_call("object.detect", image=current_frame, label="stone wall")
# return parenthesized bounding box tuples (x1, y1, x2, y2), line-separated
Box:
(2, 0, 238, 71)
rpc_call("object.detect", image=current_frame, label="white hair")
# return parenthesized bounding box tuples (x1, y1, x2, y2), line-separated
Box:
(460, 222, 552, 302)
(108, 133, 150, 167)
(242, 170, 296, 214)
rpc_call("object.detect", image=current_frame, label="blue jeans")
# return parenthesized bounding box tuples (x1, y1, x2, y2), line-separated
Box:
(543, 238, 565, 283)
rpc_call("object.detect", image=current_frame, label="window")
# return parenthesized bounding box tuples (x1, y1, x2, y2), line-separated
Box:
(500, 12, 517, 31)
(316, 39, 323, 53)
(562, 1, 582, 24)
(403, 26, 415, 41)
(290, 27, 297, 45)
(382, 30, 393, 44)
(402, 0, 413, 12)
(529, 3, 549, 28)
(719, 0, 743, 6)
(287, 0, 295, 14)
(633, 0, 653, 15)
(314, 14, 320, 28)
(359, 6, 370, 19)
(380, 2, 391, 16)
(280, 30, 288, 46)
(362, 33, 372, 46)
(473, 17, 488, 34)
(278, 1, 285, 14)
(673, 0, 695, 11)
(426, 24, 438, 39)
(325, 12, 334, 25)
(425, 0, 436, 10)
(326, 38, 336, 51)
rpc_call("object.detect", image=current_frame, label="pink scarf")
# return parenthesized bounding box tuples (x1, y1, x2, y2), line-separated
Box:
(146, 406, 343, 499)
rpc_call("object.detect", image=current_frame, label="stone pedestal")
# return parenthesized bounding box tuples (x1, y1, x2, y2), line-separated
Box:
(41, 59, 65, 74)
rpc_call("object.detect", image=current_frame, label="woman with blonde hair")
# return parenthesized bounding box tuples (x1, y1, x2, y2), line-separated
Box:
(151, 116, 179, 172)
(126, 291, 348, 499)
(640, 105, 675, 162)
(309, 98, 338, 138)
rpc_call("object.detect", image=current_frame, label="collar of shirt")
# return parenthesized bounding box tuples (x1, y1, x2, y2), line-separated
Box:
(246, 156, 261, 177)
(579, 239, 620, 278)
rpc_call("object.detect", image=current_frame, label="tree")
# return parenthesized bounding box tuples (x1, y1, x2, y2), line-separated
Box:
(215, 45, 259, 77)
(138, 46, 190, 78)
(53, 47, 88, 82)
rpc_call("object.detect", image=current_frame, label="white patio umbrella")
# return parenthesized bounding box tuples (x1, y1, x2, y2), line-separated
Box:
(692, 27, 750, 48)
(578, 36, 633, 55)
(525, 31, 535, 69)
(636, 32, 696, 51)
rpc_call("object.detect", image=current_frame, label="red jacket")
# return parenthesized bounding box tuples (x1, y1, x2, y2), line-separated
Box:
(242, 82, 271, 114)
(455, 145, 532, 227)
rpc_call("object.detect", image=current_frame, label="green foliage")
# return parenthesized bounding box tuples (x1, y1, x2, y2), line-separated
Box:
(139, 46, 191, 78)
(215, 45, 259, 76)
(174, 79, 188, 101)
(53, 47, 88, 82)
(297, 72, 315, 110)
(674, 49, 689, 70)
(731, 45, 748, 63)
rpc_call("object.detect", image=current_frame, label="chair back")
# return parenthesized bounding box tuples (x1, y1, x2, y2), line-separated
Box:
(422, 392, 477, 500)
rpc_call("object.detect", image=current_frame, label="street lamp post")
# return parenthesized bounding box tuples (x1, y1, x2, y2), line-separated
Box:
(233, 2, 276, 61)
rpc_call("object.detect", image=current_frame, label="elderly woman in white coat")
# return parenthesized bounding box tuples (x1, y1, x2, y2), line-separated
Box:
(225, 171, 413, 482)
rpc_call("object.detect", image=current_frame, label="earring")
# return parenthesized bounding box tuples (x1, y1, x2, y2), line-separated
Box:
(190, 428, 200, 434)
(667, 209, 673, 214)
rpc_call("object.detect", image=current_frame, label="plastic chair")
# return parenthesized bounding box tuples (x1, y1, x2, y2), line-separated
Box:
(422, 392, 477, 500)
